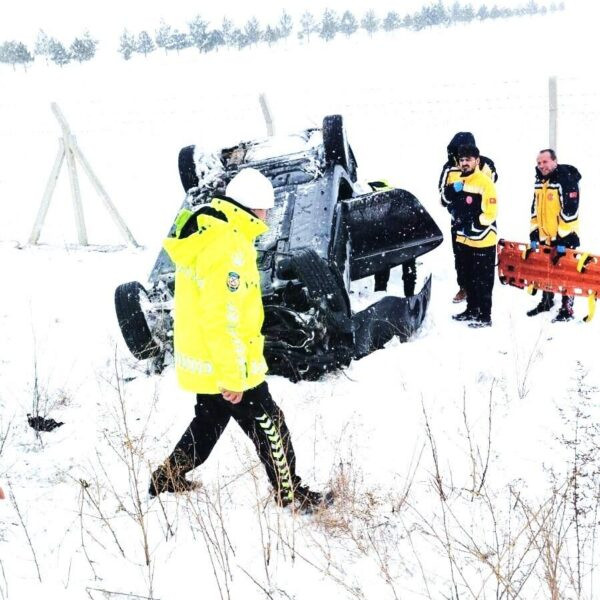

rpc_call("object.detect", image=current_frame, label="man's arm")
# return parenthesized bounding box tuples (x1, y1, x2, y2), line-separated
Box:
(529, 192, 540, 243)
(557, 173, 580, 248)
(478, 177, 498, 228)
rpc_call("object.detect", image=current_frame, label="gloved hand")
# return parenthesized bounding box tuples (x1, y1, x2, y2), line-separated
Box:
(552, 244, 566, 265)
(453, 181, 464, 192)
(530, 240, 538, 251)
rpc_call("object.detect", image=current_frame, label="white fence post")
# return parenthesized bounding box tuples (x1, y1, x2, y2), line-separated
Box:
(549, 76, 558, 150)
(259, 93, 275, 137)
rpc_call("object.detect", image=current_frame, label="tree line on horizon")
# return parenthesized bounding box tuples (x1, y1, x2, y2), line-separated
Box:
(0, 1, 565, 71)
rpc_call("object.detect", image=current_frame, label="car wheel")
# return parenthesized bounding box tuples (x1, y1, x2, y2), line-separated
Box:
(289, 248, 351, 321)
(178, 145, 199, 192)
(114, 281, 162, 360)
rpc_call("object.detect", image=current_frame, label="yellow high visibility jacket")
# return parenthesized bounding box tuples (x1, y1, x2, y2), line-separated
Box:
(445, 168, 498, 248)
(530, 164, 581, 248)
(163, 197, 269, 394)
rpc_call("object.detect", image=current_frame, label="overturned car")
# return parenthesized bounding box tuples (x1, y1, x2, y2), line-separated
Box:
(115, 115, 443, 381)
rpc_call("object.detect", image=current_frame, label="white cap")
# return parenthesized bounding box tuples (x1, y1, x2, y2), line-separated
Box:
(225, 168, 274, 210)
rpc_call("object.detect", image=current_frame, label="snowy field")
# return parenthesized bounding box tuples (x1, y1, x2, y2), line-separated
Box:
(2, 4, 600, 599)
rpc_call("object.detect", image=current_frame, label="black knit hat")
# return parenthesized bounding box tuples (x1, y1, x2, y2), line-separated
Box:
(457, 144, 480, 159)
(447, 132, 476, 159)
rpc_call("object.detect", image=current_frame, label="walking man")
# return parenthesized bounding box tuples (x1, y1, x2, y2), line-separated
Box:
(149, 167, 330, 511)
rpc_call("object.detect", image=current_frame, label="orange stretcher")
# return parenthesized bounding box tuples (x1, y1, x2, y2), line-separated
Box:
(497, 239, 600, 322)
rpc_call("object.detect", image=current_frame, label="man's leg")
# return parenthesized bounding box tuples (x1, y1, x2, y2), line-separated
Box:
(230, 382, 298, 501)
(469, 246, 496, 325)
(453, 243, 475, 320)
(374, 267, 391, 292)
(527, 290, 555, 317)
(170, 394, 232, 470)
(452, 232, 467, 301)
(553, 295, 574, 322)
(150, 394, 231, 496)
(402, 259, 417, 297)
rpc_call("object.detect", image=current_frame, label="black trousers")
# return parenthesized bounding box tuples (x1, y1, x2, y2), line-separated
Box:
(452, 231, 467, 290)
(373, 259, 417, 296)
(170, 382, 299, 495)
(456, 243, 496, 320)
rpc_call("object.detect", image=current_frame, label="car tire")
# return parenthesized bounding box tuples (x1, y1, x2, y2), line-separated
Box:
(178, 145, 199, 192)
(115, 281, 162, 360)
(289, 248, 351, 318)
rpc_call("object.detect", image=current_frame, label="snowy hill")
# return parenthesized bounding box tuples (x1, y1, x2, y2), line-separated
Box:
(1, 5, 600, 599)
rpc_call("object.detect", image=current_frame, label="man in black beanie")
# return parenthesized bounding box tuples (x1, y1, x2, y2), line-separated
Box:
(439, 132, 497, 303)
(442, 144, 498, 327)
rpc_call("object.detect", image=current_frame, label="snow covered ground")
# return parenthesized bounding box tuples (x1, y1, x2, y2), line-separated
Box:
(2, 5, 600, 599)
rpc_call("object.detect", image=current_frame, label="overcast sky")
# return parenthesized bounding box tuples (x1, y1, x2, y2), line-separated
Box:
(0, 0, 564, 42)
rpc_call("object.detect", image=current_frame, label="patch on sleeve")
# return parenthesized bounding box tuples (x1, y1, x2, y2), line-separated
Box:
(489, 197, 496, 204)
(569, 191, 578, 198)
(227, 272, 240, 292)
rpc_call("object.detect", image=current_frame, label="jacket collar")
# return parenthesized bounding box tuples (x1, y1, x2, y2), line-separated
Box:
(210, 196, 268, 241)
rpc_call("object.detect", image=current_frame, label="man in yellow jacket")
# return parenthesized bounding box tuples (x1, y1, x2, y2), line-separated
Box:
(149, 168, 330, 511)
(526, 149, 581, 321)
(442, 144, 498, 327)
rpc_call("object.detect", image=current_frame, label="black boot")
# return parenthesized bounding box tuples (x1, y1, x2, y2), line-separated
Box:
(452, 309, 476, 322)
(149, 455, 200, 497)
(552, 296, 574, 322)
(277, 484, 334, 512)
(526, 293, 554, 317)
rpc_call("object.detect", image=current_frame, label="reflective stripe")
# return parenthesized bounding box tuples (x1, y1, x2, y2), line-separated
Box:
(256, 411, 294, 499)
(175, 352, 214, 374)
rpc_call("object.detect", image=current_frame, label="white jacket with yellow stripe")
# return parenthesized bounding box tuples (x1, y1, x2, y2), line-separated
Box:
(163, 197, 269, 394)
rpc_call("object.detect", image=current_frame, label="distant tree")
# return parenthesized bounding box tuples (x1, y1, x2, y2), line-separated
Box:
(189, 15, 208, 52)
(450, 2, 475, 22)
(168, 29, 191, 54)
(361, 9, 379, 37)
(462, 4, 475, 21)
(430, 2, 450, 26)
(136, 31, 155, 56)
(477, 5, 490, 19)
(34, 29, 51, 64)
(525, 0, 539, 14)
(244, 17, 261, 46)
(70, 31, 97, 62)
(320, 9, 338, 41)
(0, 41, 33, 71)
(383, 11, 402, 31)
(489, 5, 501, 18)
(263, 25, 280, 46)
(402, 14, 414, 28)
(118, 30, 136, 60)
(558, 2, 565, 10)
(231, 28, 248, 50)
(278, 10, 293, 40)
(48, 38, 70, 66)
(204, 29, 225, 52)
(155, 20, 172, 54)
(299, 11, 317, 42)
(339, 11, 358, 37)
(222, 17, 235, 47)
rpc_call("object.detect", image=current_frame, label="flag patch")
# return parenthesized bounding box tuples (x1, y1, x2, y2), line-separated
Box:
(227, 272, 240, 292)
